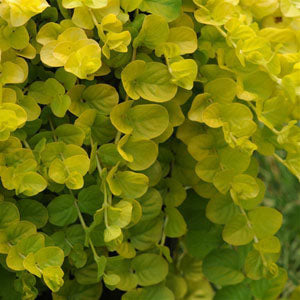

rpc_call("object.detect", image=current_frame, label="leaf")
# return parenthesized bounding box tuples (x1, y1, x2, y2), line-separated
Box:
(250, 267, 288, 300)
(108, 200, 133, 228)
(137, 188, 163, 221)
(169, 59, 198, 90)
(133, 15, 169, 49)
(140, 0, 182, 21)
(117, 135, 158, 171)
(50, 94, 71, 118)
(35, 246, 65, 269)
(82, 84, 119, 115)
(248, 207, 282, 239)
(128, 104, 169, 140)
(214, 283, 252, 300)
(65, 44, 102, 79)
(48, 194, 78, 226)
(131, 253, 169, 286)
(206, 193, 239, 225)
(222, 213, 254, 246)
(111, 102, 170, 140)
(16, 172, 47, 196)
(167, 26, 197, 55)
(205, 78, 237, 103)
(230, 174, 259, 201)
(104, 225, 122, 243)
(185, 226, 222, 260)
(42, 266, 64, 292)
(165, 207, 187, 238)
(107, 166, 149, 198)
(121, 61, 177, 102)
(163, 178, 186, 207)
(55, 124, 85, 146)
(17, 199, 48, 229)
(78, 185, 104, 215)
(202, 249, 245, 286)
(0, 201, 20, 229)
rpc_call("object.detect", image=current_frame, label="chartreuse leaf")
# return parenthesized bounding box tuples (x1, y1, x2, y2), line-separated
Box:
(206, 193, 239, 224)
(0, 201, 20, 229)
(169, 59, 198, 90)
(82, 84, 119, 115)
(15, 172, 48, 196)
(131, 253, 169, 286)
(133, 15, 169, 49)
(108, 200, 132, 228)
(230, 174, 259, 202)
(137, 188, 163, 221)
(121, 61, 177, 102)
(111, 101, 170, 140)
(107, 165, 149, 198)
(165, 207, 187, 238)
(1, 221, 36, 255)
(222, 213, 254, 246)
(254, 236, 281, 254)
(202, 249, 245, 286)
(139, 0, 182, 21)
(0, 0, 49, 27)
(205, 78, 237, 103)
(117, 135, 158, 171)
(167, 26, 198, 55)
(29, 78, 71, 117)
(62, 0, 107, 9)
(121, 0, 142, 12)
(55, 124, 85, 146)
(163, 178, 186, 207)
(188, 93, 211, 123)
(42, 266, 64, 292)
(6, 233, 45, 271)
(65, 44, 102, 79)
(248, 207, 282, 239)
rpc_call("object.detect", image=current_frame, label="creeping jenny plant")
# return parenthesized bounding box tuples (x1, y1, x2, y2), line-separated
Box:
(0, 0, 299, 299)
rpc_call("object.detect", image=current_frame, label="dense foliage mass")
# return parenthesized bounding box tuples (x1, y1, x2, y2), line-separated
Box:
(0, 0, 299, 299)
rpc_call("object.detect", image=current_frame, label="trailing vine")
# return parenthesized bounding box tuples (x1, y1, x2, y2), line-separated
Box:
(0, 0, 299, 299)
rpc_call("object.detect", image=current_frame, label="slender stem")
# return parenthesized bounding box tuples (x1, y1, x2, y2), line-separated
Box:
(23, 140, 31, 149)
(239, 205, 259, 243)
(49, 117, 99, 257)
(102, 182, 109, 228)
(238, 204, 268, 266)
(89, 8, 99, 27)
(48, 117, 58, 141)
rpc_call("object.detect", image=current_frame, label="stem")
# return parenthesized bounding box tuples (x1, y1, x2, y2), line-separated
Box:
(103, 183, 109, 228)
(48, 117, 58, 142)
(239, 205, 259, 243)
(273, 153, 299, 180)
(89, 8, 99, 27)
(23, 140, 31, 149)
(49, 117, 99, 257)
(238, 204, 269, 266)
(247, 102, 280, 135)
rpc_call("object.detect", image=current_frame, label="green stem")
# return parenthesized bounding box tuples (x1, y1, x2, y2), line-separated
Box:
(49, 117, 99, 257)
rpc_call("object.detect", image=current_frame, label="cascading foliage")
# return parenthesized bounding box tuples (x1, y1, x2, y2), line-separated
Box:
(0, 0, 299, 299)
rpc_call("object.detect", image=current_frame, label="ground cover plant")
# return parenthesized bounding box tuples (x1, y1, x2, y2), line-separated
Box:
(0, 0, 299, 299)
